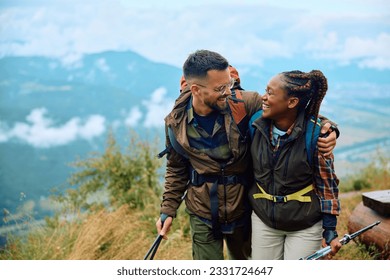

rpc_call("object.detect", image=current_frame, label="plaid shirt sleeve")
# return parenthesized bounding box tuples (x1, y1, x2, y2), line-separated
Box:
(313, 151, 341, 215)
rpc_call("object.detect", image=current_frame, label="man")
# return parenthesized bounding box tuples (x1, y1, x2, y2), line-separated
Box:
(156, 49, 337, 260)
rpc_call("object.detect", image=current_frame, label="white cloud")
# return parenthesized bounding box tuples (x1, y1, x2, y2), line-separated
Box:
(255, 0, 389, 15)
(307, 33, 390, 70)
(0, 1, 389, 70)
(61, 53, 84, 69)
(0, 87, 174, 148)
(305, 32, 339, 52)
(95, 58, 110, 72)
(342, 34, 390, 69)
(359, 57, 390, 70)
(142, 87, 174, 128)
(122, 87, 175, 129)
(78, 115, 106, 140)
(0, 108, 106, 148)
(124, 107, 143, 127)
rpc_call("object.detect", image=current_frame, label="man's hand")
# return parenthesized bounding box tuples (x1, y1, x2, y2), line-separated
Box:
(156, 216, 173, 240)
(321, 238, 342, 259)
(318, 122, 337, 157)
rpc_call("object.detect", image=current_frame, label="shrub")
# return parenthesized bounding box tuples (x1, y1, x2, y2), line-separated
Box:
(54, 131, 163, 212)
(352, 179, 371, 191)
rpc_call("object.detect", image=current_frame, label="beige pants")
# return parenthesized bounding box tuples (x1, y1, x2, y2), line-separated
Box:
(251, 212, 323, 260)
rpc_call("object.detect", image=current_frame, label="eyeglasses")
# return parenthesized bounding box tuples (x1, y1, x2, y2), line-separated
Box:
(195, 78, 235, 96)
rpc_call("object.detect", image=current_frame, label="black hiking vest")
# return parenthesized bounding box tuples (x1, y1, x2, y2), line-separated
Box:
(249, 113, 322, 231)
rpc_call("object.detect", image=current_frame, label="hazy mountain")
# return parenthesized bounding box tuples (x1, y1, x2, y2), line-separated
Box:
(0, 50, 182, 225)
(1, 50, 389, 226)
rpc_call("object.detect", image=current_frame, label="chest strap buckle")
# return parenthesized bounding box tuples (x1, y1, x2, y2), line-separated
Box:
(253, 183, 313, 203)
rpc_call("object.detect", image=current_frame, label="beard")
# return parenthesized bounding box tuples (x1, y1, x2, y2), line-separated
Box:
(205, 97, 228, 112)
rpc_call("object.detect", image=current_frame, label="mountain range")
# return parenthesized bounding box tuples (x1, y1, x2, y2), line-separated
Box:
(1, 50, 389, 226)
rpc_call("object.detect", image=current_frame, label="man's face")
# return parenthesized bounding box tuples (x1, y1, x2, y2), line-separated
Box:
(191, 69, 233, 114)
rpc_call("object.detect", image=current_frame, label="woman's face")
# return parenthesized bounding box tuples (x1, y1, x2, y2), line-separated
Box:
(261, 74, 292, 120)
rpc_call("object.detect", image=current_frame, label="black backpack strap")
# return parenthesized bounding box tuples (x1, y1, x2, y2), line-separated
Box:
(168, 126, 189, 159)
(157, 126, 189, 159)
(305, 116, 321, 166)
(157, 146, 171, 158)
(209, 180, 222, 239)
(190, 167, 248, 239)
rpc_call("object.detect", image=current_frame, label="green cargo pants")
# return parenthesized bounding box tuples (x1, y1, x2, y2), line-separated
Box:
(189, 213, 251, 260)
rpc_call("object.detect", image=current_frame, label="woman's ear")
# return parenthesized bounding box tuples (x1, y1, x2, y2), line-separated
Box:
(288, 97, 299, 109)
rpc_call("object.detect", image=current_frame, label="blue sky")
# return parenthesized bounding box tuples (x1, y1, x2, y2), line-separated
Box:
(1, 0, 389, 69)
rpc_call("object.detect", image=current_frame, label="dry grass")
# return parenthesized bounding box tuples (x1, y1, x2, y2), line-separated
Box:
(332, 192, 373, 260)
(68, 206, 145, 259)
(0, 203, 192, 260)
(65, 204, 191, 260)
(333, 158, 389, 260)
(1, 156, 388, 260)
(0, 193, 385, 260)
(0, 193, 380, 260)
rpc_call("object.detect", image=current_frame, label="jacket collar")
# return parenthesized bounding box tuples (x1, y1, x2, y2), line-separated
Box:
(254, 111, 306, 140)
(165, 87, 192, 126)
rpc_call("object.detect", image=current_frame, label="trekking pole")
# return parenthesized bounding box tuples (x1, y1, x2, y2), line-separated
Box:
(300, 220, 381, 260)
(143, 191, 187, 260)
(143, 213, 168, 260)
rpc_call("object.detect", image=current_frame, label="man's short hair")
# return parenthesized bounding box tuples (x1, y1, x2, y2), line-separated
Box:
(183, 50, 229, 81)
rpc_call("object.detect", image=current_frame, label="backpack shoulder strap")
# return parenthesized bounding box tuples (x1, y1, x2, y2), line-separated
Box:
(247, 112, 320, 166)
(157, 126, 189, 159)
(167, 126, 189, 159)
(229, 89, 247, 122)
(249, 110, 263, 139)
(305, 116, 321, 166)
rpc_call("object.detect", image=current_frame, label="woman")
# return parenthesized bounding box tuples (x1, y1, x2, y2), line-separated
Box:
(249, 70, 342, 260)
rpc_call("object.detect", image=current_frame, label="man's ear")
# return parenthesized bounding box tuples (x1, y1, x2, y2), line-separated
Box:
(288, 97, 299, 109)
(190, 84, 201, 96)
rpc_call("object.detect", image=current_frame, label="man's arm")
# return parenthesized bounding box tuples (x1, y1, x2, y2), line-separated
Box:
(313, 150, 341, 257)
(318, 116, 339, 157)
(157, 127, 189, 238)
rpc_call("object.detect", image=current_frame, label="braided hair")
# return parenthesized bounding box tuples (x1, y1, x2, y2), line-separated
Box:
(280, 70, 328, 165)
(280, 70, 328, 121)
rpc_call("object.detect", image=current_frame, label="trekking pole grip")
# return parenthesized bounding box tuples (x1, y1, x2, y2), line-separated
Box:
(160, 213, 168, 227)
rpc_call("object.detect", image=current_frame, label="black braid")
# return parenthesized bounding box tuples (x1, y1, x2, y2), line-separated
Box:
(280, 70, 328, 121)
(280, 70, 328, 166)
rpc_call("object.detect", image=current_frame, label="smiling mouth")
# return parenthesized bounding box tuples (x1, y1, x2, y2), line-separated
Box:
(262, 104, 270, 110)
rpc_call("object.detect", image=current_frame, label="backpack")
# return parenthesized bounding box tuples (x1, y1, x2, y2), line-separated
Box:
(248, 110, 321, 166)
